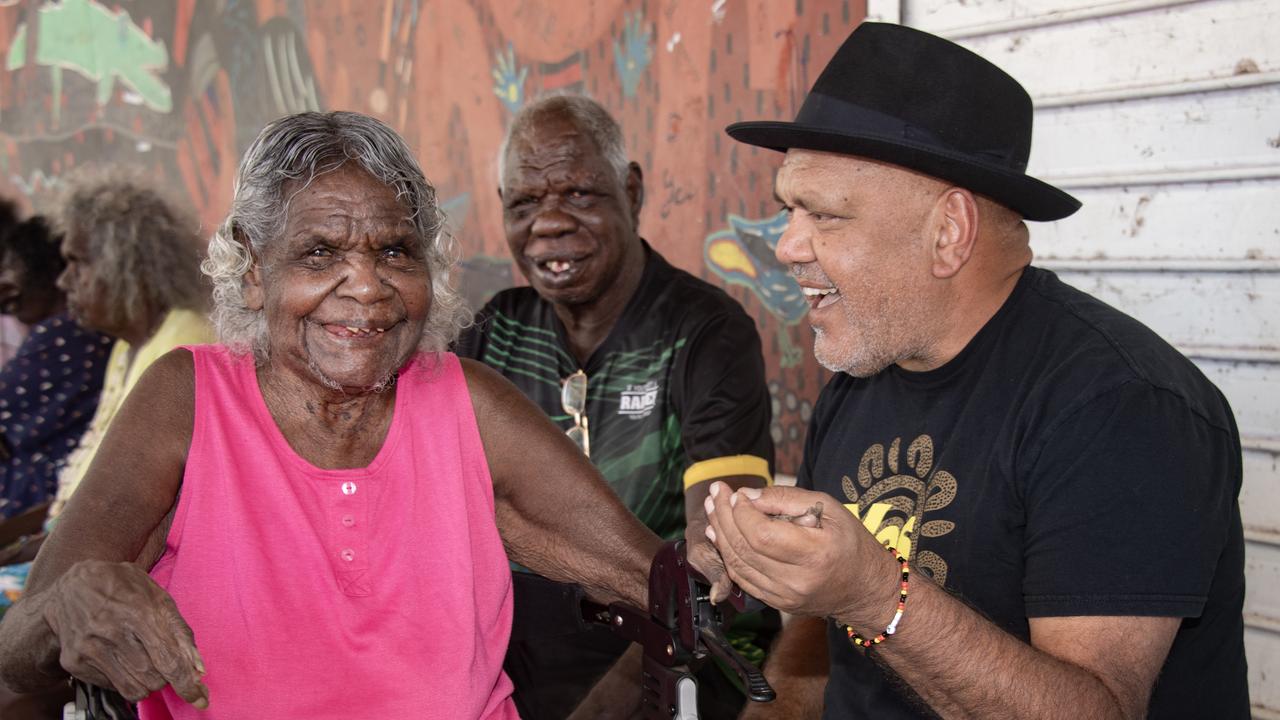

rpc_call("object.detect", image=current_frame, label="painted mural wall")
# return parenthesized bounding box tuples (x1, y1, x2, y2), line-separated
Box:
(0, 0, 864, 472)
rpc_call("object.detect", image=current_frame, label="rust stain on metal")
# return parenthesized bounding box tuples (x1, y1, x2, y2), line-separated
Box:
(1125, 195, 1152, 237)
(1247, 522, 1280, 537)
(1234, 58, 1260, 75)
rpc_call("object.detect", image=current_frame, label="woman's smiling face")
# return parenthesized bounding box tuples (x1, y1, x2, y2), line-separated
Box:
(246, 164, 432, 392)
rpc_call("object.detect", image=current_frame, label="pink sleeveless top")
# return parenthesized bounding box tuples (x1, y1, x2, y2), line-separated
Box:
(142, 346, 517, 719)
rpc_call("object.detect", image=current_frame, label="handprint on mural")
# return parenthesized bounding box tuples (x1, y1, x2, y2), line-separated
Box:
(612, 11, 652, 98)
(491, 43, 526, 113)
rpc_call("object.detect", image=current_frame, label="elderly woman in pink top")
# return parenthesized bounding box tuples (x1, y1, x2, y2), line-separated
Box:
(0, 111, 664, 718)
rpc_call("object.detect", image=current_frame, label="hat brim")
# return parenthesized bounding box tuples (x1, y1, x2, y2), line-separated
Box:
(726, 121, 1080, 222)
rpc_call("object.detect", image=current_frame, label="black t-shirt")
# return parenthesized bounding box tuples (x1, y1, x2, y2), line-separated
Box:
(799, 266, 1247, 719)
(457, 243, 774, 540)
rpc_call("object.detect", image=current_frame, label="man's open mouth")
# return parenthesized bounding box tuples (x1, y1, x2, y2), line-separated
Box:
(532, 255, 588, 282)
(802, 286, 841, 310)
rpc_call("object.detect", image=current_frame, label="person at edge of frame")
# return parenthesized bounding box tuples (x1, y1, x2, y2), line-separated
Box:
(704, 21, 1248, 720)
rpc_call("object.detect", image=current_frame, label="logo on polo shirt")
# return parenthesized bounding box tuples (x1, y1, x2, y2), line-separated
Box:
(618, 380, 659, 419)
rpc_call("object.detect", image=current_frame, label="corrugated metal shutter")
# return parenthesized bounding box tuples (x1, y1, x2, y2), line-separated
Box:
(874, 0, 1279, 714)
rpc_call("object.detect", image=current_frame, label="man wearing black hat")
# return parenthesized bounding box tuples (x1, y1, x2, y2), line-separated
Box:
(702, 22, 1248, 720)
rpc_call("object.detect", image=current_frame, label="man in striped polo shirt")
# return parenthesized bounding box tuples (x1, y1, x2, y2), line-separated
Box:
(457, 94, 774, 719)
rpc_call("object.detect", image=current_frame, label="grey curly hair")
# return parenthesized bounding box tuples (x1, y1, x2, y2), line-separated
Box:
(53, 166, 206, 332)
(203, 111, 470, 359)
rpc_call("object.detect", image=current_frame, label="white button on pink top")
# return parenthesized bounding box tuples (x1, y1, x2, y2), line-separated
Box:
(340, 548, 356, 562)
(341, 481, 357, 495)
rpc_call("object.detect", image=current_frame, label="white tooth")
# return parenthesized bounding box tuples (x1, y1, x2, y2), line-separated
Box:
(375, 328, 386, 333)
(345, 326, 359, 333)
(802, 287, 837, 297)
(548, 260, 571, 273)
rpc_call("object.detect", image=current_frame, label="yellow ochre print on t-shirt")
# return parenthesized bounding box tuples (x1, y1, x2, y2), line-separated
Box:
(840, 434, 957, 585)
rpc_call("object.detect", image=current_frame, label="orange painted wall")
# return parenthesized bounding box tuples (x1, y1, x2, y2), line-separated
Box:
(0, 0, 865, 470)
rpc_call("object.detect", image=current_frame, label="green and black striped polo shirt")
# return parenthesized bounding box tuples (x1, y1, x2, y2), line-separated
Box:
(457, 246, 773, 540)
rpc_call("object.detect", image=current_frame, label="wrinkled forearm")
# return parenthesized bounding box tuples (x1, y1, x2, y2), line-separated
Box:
(563, 525, 658, 609)
(0, 589, 68, 693)
(863, 580, 1129, 720)
(498, 499, 659, 609)
(567, 642, 643, 720)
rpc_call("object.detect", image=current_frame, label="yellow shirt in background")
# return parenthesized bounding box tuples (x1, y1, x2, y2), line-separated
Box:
(50, 308, 215, 516)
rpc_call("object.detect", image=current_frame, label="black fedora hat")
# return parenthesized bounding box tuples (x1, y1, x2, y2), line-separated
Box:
(726, 22, 1080, 221)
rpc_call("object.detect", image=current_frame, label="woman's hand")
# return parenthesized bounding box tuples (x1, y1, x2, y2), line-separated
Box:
(684, 521, 732, 603)
(45, 560, 209, 708)
(684, 474, 768, 603)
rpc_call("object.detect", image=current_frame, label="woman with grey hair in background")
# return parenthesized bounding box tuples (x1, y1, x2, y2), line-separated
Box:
(0, 169, 213, 566)
(50, 166, 216, 515)
(0, 168, 214, 718)
(0, 111, 664, 718)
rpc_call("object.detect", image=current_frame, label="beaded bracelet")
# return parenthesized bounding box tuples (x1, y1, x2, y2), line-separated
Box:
(845, 544, 910, 648)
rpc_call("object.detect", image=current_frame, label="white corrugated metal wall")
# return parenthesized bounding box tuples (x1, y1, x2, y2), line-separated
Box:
(866, 0, 1279, 714)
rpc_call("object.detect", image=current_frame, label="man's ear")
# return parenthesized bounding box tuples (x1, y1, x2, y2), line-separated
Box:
(625, 161, 644, 226)
(931, 188, 978, 279)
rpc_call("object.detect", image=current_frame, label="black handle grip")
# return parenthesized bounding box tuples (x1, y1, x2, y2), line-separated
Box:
(698, 619, 776, 703)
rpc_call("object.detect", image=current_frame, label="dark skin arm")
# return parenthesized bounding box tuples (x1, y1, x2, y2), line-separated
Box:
(0, 350, 207, 707)
(739, 615, 828, 720)
(566, 642, 644, 720)
(707, 484, 1180, 720)
(0, 500, 50, 548)
(462, 358, 661, 607)
(0, 530, 44, 565)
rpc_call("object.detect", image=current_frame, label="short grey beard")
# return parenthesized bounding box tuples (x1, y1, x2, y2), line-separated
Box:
(812, 327, 889, 378)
